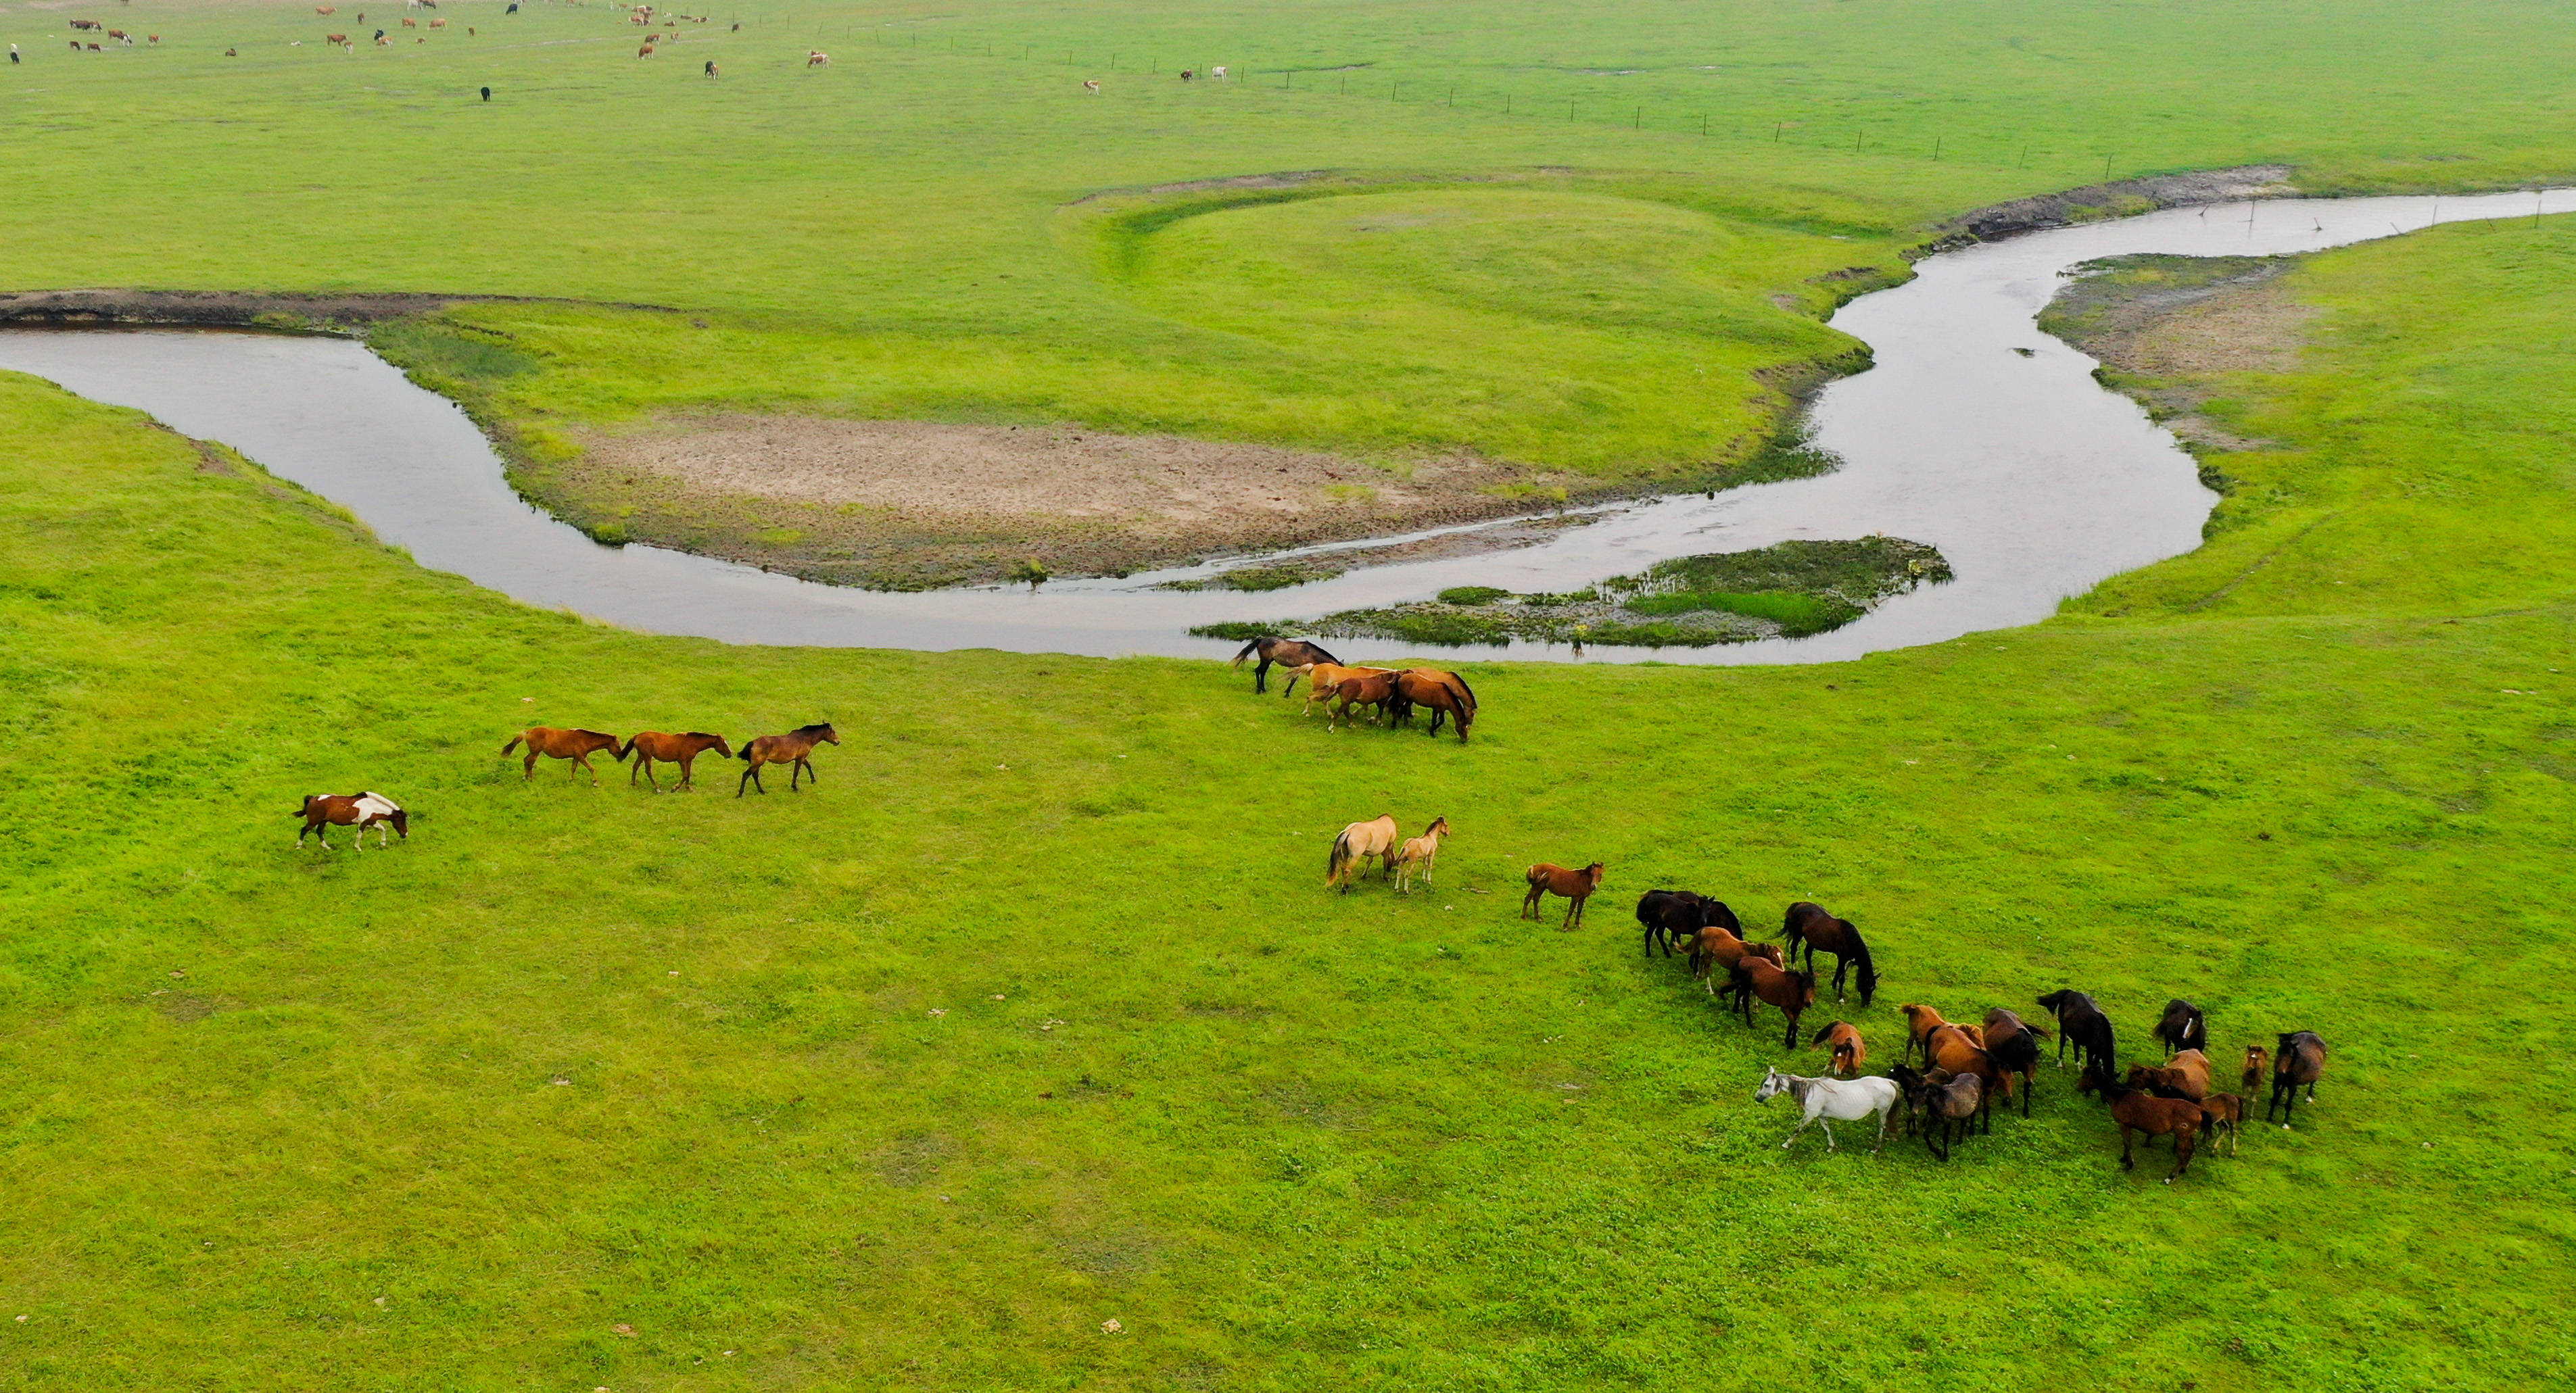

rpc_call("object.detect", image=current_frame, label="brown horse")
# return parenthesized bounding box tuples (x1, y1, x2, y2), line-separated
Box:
(1732, 959, 1816, 1048)
(2266, 1031, 2328, 1128)
(1390, 668, 1477, 743)
(2126, 1048, 2211, 1102)
(1682, 925, 1781, 996)
(1898, 1004, 1962, 1066)
(1922, 1025, 2007, 1127)
(2241, 1044, 2269, 1099)
(502, 727, 625, 782)
(1780, 902, 1878, 1006)
(1915, 1069, 1982, 1161)
(1809, 1020, 1865, 1077)
(1327, 670, 1400, 731)
(295, 792, 408, 850)
(1327, 814, 1400, 891)
(2084, 1068, 2202, 1181)
(1231, 635, 1341, 694)
(736, 723, 838, 796)
(2197, 1093, 2245, 1156)
(1522, 862, 1605, 927)
(621, 731, 732, 791)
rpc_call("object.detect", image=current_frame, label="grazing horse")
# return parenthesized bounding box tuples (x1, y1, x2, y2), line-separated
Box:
(2241, 1044, 2268, 1099)
(1327, 814, 1399, 891)
(736, 723, 838, 796)
(621, 731, 732, 791)
(1809, 1021, 1865, 1077)
(1915, 1069, 1983, 1161)
(2036, 989, 2117, 1075)
(295, 792, 408, 850)
(502, 727, 625, 782)
(1898, 1004, 1961, 1067)
(1981, 1008, 2048, 1116)
(1682, 925, 1780, 996)
(2198, 1093, 2245, 1156)
(1756, 1066, 1901, 1153)
(2153, 999, 2210, 1058)
(2266, 1031, 2328, 1128)
(2083, 1067, 2202, 1181)
(1389, 668, 1477, 742)
(1390, 816, 1449, 894)
(1732, 959, 1816, 1048)
(1922, 1025, 2006, 1128)
(1636, 889, 1740, 958)
(806, 49, 829, 66)
(1082, 78, 1101, 93)
(2126, 1048, 2212, 1101)
(1290, 662, 1393, 714)
(1522, 862, 1605, 927)
(1780, 902, 1877, 1006)
(1327, 670, 1399, 731)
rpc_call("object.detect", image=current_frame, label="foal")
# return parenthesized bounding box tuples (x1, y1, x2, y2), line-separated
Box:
(1522, 862, 1605, 928)
(1390, 816, 1450, 894)
(1682, 925, 1780, 996)
(1809, 1021, 1865, 1077)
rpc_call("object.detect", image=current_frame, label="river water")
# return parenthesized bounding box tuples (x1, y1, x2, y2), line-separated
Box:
(3, 187, 2566, 662)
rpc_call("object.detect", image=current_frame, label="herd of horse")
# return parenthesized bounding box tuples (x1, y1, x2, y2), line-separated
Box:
(1231, 637, 1477, 742)
(1636, 891, 2329, 1178)
(499, 723, 840, 796)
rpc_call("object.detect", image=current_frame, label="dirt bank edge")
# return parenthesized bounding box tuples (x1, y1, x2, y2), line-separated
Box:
(1933, 165, 2297, 249)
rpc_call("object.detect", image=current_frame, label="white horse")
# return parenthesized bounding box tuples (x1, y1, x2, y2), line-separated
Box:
(1755, 1066, 1901, 1153)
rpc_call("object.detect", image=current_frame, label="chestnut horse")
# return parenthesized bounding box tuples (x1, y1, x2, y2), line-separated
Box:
(1327, 670, 1399, 731)
(2266, 1031, 2328, 1128)
(502, 727, 624, 782)
(1683, 925, 1780, 996)
(621, 731, 732, 791)
(1231, 635, 1341, 694)
(2082, 1066, 2201, 1181)
(1293, 664, 1393, 716)
(1389, 668, 1477, 743)
(736, 723, 838, 795)
(2126, 1048, 2211, 1101)
(1922, 1024, 2007, 1127)
(1898, 1004, 1962, 1066)
(295, 792, 408, 850)
(1780, 902, 1877, 1006)
(1809, 1020, 1865, 1077)
(1522, 861, 1605, 927)
(1731, 959, 1816, 1048)
(2197, 1093, 2245, 1156)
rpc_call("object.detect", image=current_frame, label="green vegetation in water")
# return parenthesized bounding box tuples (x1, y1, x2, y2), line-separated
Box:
(3, 195, 2576, 1393)
(1197, 537, 1951, 647)
(1162, 559, 1350, 593)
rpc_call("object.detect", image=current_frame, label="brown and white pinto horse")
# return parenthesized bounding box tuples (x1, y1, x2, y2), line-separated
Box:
(295, 792, 408, 850)
(502, 727, 625, 782)
(737, 723, 838, 795)
(621, 731, 732, 791)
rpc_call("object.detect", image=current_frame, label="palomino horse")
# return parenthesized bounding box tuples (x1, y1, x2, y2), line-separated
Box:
(1808, 1020, 1865, 1077)
(2036, 988, 2117, 1075)
(295, 792, 408, 850)
(621, 731, 731, 791)
(1780, 902, 1878, 1006)
(2153, 999, 2210, 1058)
(1231, 635, 1341, 694)
(1636, 889, 1740, 958)
(2266, 1031, 2328, 1128)
(736, 723, 838, 795)
(1731, 959, 1816, 1049)
(1327, 814, 1399, 891)
(1291, 662, 1394, 716)
(1755, 1066, 1901, 1153)
(2082, 1065, 2202, 1181)
(1521, 861, 1604, 927)
(502, 727, 625, 782)
(1389, 668, 1477, 743)
(1391, 816, 1450, 894)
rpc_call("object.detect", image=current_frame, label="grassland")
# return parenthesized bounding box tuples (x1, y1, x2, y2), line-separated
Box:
(5, 201, 2575, 1390)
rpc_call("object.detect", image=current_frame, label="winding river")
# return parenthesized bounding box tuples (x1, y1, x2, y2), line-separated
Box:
(3, 188, 2567, 662)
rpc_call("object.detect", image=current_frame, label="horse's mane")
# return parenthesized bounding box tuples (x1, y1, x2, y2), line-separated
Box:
(792, 723, 834, 736)
(684, 731, 724, 741)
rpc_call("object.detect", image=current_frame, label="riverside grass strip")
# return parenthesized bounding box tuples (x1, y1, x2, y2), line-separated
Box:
(2, 213, 2574, 1388)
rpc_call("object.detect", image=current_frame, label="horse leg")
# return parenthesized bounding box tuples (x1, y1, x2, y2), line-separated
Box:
(1833, 958, 1848, 1002)
(1819, 1117, 1837, 1152)
(523, 751, 540, 779)
(1782, 1113, 1812, 1151)
(1253, 658, 1270, 694)
(675, 754, 693, 790)
(2120, 1125, 2137, 1169)
(1782, 1010, 1799, 1052)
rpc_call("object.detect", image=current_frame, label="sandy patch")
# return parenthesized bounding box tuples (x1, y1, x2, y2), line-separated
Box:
(2085, 281, 2308, 378)
(556, 414, 1584, 587)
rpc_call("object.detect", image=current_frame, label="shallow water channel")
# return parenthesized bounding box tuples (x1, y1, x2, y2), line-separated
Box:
(4, 188, 2569, 663)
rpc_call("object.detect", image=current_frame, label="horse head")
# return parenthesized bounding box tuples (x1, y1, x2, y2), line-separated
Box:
(384, 808, 411, 839)
(815, 723, 841, 745)
(1753, 1067, 1788, 1103)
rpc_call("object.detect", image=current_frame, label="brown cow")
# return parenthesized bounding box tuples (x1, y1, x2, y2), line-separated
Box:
(327, 33, 348, 44)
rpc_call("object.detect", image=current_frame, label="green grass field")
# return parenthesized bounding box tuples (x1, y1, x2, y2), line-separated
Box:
(5, 193, 2575, 1388)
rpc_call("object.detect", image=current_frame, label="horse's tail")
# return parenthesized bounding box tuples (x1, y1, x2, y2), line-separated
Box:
(293, 796, 316, 816)
(738, 741, 756, 762)
(1809, 1022, 1838, 1046)
(1326, 829, 1354, 886)
(1851, 937, 1878, 1006)
(500, 734, 523, 755)
(1231, 638, 1265, 670)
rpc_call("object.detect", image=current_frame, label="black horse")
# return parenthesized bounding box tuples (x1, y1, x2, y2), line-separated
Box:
(1780, 902, 1878, 1006)
(2152, 998, 2209, 1058)
(1229, 635, 1341, 695)
(2037, 989, 2117, 1076)
(1635, 889, 1741, 958)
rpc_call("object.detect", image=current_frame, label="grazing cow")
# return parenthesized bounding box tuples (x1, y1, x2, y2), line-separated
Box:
(429, 18, 446, 28)
(2153, 999, 2210, 1058)
(1522, 861, 1606, 928)
(226, 46, 239, 55)
(87, 42, 102, 51)
(149, 34, 160, 44)
(295, 792, 410, 850)
(1082, 78, 1101, 93)
(327, 34, 348, 44)
(316, 3, 337, 11)
(1180, 69, 1195, 81)
(2036, 988, 2117, 1075)
(71, 18, 103, 30)
(402, 17, 416, 27)
(807, 50, 829, 66)
(1212, 65, 1227, 80)
(704, 59, 717, 78)
(481, 85, 491, 100)
(638, 42, 654, 57)
(71, 41, 82, 51)
(106, 28, 128, 40)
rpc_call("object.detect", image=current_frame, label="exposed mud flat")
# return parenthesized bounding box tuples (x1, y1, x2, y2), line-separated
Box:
(1942, 166, 2296, 244)
(2040, 254, 2314, 454)
(560, 414, 1592, 589)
